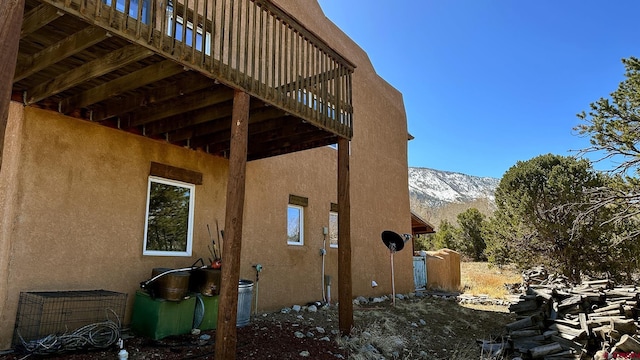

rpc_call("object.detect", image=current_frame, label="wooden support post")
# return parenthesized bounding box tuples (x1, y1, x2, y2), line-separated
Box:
(0, 0, 25, 171)
(214, 90, 250, 360)
(337, 137, 353, 335)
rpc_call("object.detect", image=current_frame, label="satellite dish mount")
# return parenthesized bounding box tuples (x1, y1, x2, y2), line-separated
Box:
(381, 230, 412, 306)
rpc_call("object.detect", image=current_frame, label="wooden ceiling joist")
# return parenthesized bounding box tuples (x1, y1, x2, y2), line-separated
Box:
(25, 44, 153, 104)
(59, 59, 184, 114)
(15, 26, 109, 82)
(91, 72, 215, 122)
(21, 4, 63, 39)
(126, 86, 234, 127)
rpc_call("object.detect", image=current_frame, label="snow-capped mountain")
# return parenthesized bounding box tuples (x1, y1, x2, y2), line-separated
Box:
(408, 167, 499, 209)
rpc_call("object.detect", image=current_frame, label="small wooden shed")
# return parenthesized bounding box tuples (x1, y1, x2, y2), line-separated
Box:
(425, 249, 461, 292)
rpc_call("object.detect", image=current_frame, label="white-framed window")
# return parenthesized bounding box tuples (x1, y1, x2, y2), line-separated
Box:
(143, 176, 195, 256)
(103, 0, 150, 23)
(167, 13, 212, 55)
(329, 211, 338, 248)
(287, 204, 304, 246)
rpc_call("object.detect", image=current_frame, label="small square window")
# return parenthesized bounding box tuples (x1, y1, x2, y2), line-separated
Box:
(143, 176, 195, 256)
(329, 211, 338, 248)
(287, 205, 304, 246)
(103, 0, 150, 23)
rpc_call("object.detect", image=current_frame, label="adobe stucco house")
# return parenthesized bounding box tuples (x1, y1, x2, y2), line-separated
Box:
(0, 0, 413, 354)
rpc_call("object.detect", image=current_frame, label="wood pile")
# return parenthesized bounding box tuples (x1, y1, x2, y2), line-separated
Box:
(490, 268, 640, 359)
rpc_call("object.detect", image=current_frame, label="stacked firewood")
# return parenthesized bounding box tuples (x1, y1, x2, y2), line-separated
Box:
(494, 270, 640, 359)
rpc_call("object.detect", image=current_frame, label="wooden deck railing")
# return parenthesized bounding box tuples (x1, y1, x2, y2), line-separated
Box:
(42, 0, 355, 138)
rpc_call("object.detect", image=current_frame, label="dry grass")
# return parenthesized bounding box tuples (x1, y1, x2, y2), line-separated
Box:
(461, 262, 522, 299)
(339, 261, 520, 359)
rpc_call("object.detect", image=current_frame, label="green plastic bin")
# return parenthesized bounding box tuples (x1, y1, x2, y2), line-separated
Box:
(130, 290, 196, 340)
(194, 294, 219, 330)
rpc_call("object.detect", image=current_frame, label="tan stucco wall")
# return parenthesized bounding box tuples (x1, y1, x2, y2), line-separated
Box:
(0, 105, 231, 348)
(270, 0, 414, 298)
(0, 0, 413, 349)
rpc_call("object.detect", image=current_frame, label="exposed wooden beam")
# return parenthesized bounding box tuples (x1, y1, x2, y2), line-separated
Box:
(0, 0, 25, 171)
(148, 101, 235, 137)
(59, 59, 184, 114)
(148, 100, 266, 138)
(246, 127, 334, 160)
(126, 86, 234, 127)
(248, 138, 338, 161)
(215, 90, 250, 360)
(25, 45, 153, 105)
(337, 136, 353, 335)
(186, 106, 286, 147)
(14, 26, 109, 82)
(20, 3, 62, 39)
(91, 72, 214, 122)
(149, 161, 203, 185)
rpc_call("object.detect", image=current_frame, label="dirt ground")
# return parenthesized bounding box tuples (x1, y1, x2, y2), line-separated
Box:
(0, 293, 515, 360)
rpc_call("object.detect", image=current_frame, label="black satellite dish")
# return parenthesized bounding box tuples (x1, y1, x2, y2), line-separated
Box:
(382, 230, 406, 252)
(381, 230, 412, 305)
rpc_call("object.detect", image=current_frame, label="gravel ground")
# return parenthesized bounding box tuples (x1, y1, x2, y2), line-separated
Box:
(0, 292, 516, 360)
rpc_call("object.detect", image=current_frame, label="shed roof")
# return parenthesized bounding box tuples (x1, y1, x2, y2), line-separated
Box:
(411, 211, 435, 235)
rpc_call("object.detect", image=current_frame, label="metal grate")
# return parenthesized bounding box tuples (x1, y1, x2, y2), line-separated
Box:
(12, 290, 127, 348)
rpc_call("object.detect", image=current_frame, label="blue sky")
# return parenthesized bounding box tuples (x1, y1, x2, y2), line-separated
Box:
(317, 0, 640, 178)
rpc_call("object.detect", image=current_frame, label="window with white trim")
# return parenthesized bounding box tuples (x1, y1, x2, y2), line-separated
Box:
(167, 10, 212, 55)
(287, 204, 304, 246)
(143, 176, 195, 256)
(103, 0, 150, 23)
(329, 211, 338, 248)
(287, 195, 307, 246)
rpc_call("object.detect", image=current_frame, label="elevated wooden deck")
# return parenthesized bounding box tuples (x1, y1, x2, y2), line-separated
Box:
(13, 0, 355, 160)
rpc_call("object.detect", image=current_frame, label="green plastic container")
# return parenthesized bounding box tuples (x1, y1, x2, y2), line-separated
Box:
(131, 290, 196, 340)
(194, 294, 219, 330)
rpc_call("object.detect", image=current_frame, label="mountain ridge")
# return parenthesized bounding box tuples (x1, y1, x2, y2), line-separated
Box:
(408, 167, 500, 229)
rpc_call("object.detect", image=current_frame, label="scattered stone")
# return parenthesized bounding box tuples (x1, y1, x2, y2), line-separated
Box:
(355, 296, 368, 304)
(331, 329, 340, 335)
(306, 331, 314, 338)
(294, 331, 305, 338)
(319, 336, 330, 341)
(281, 307, 291, 314)
(292, 304, 302, 312)
(307, 305, 318, 312)
(419, 350, 428, 358)
(410, 322, 418, 328)
(395, 293, 405, 300)
(371, 297, 385, 303)
(315, 326, 325, 333)
(419, 319, 426, 326)
(299, 350, 310, 357)
(296, 315, 304, 319)
(197, 334, 211, 346)
(190, 328, 201, 335)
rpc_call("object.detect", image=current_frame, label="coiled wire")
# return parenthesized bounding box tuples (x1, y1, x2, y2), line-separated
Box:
(17, 309, 121, 355)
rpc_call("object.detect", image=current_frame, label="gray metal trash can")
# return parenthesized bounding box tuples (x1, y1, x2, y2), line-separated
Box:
(237, 279, 253, 327)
